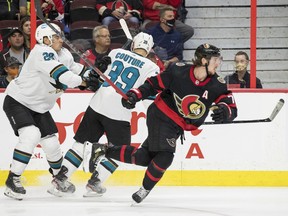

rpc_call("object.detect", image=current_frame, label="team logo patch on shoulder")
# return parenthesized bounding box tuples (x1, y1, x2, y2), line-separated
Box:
(217, 77, 226, 84)
(176, 62, 185, 66)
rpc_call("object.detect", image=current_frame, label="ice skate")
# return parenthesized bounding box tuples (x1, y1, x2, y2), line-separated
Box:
(4, 172, 26, 201)
(83, 170, 106, 197)
(47, 166, 75, 197)
(132, 186, 150, 204)
(83, 141, 107, 173)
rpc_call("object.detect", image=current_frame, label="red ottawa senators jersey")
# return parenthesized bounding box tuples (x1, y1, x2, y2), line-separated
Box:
(138, 63, 237, 131)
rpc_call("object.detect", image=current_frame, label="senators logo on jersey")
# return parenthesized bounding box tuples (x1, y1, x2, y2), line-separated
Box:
(174, 94, 206, 119)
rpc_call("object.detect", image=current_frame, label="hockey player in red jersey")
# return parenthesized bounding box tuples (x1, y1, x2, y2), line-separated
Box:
(85, 43, 237, 203)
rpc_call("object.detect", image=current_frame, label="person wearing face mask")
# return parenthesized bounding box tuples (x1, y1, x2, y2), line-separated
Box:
(0, 57, 22, 88)
(146, 6, 183, 69)
(142, 0, 194, 43)
(224, 51, 262, 88)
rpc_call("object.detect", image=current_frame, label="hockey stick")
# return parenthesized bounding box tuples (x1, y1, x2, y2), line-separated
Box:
(119, 19, 133, 40)
(34, 0, 127, 99)
(119, 19, 133, 50)
(203, 98, 285, 125)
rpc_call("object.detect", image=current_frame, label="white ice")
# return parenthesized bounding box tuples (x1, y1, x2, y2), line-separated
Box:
(0, 185, 288, 216)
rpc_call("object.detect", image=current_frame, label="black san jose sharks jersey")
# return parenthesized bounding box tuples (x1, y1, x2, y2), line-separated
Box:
(138, 63, 237, 130)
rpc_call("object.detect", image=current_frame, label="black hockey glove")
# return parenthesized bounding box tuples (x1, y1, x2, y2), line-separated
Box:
(82, 75, 100, 92)
(79, 69, 101, 91)
(211, 104, 230, 123)
(121, 89, 141, 109)
(95, 55, 111, 72)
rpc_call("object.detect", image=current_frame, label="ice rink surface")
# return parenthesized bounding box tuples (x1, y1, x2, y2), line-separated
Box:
(1, 185, 288, 216)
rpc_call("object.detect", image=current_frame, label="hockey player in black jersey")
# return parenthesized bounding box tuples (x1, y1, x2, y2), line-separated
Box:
(85, 43, 238, 203)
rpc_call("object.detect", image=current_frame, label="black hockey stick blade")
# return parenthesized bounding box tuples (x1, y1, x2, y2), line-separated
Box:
(34, 0, 128, 99)
(203, 98, 285, 125)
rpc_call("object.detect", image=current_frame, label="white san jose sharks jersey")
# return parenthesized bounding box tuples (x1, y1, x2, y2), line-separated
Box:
(89, 48, 160, 122)
(5, 44, 84, 113)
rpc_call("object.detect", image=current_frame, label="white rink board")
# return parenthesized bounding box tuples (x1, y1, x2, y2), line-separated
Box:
(0, 91, 287, 171)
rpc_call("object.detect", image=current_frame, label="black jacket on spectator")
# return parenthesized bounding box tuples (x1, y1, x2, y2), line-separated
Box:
(224, 71, 263, 88)
(0, 0, 20, 20)
(0, 47, 29, 76)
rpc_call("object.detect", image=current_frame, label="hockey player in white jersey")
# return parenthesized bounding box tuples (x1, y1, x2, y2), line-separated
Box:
(49, 32, 160, 197)
(3, 23, 100, 200)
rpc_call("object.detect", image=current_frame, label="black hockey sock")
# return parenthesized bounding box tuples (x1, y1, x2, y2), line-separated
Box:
(143, 151, 174, 190)
(106, 145, 137, 163)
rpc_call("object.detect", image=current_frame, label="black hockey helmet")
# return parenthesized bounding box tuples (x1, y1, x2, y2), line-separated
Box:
(193, 43, 221, 66)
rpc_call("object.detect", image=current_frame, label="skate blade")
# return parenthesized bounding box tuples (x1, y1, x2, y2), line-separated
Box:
(47, 187, 74, 197)
(130, 201, 140, 206)
(83, 186, 106, 198)
(4, 188, 24, 201)
(83, 192, 103, 198)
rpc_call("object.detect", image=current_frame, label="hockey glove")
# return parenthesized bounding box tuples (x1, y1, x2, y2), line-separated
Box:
(211, 104, 231, 123)
(121, 89, 141, 109)
(95, 55, 111, 72)
(82, 76, 100, 92)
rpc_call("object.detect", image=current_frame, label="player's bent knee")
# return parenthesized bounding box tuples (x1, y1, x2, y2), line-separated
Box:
(40, 134, 62, 160)
(156, 151, 174, 169)
(132, 148, 151, 166)
(17, 125, 41, 153)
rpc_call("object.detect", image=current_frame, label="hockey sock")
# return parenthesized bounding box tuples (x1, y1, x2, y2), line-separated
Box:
(142, 151, 174, 190)
(106, 145, 137, 163)
(11, 126, 41, 175)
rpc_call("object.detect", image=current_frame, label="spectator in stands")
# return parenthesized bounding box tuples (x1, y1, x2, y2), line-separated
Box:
(0, 56, 21, 88)
(0, 0, 18, 20)
(142, 0, 194, 43)
(19, 0, 29, 18)
(146, 7, 183, 69)
(19, 15, 31, 49)
(41, 0, 64, 21)
(0, 29, 29, 76)
(80, 25, 111, 67)
(224, 51, 263, 88)
(96, 0, 143, 27)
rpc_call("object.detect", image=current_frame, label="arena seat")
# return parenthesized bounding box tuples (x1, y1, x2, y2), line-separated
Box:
(70, 20, 101, 40)
(143, 21, 159, 31)
(0, 20, 19, 29)
(69, 0, 99, 24)
(108, 21, 139, 45)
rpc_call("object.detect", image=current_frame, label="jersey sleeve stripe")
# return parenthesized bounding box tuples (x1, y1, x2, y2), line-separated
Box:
(50, 64, 69, 81)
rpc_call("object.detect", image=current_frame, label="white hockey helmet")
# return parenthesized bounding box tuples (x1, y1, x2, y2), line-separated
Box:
(132, 32, 154, 54)
(35, 23, 61, 44)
